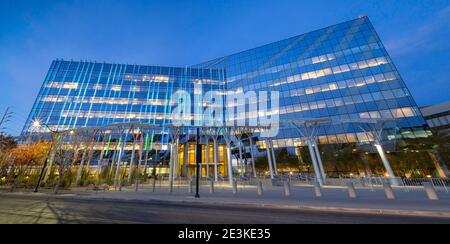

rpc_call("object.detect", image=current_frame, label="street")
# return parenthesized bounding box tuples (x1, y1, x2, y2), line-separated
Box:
(0, 194, 449, 224)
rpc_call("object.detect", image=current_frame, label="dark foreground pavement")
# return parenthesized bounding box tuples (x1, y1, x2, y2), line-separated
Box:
(0, 194, 449, 224)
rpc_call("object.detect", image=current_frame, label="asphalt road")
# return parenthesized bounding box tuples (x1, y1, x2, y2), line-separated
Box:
(0, 194, 449, 224)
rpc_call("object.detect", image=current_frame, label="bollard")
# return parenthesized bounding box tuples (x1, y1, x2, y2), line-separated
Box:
(383, 183, 395, 200)
(232, 179, 238, 195)
(188, 179, 193, 193)
(314, 181, 322, 198)
(423, 182, 439, 201)
(257, 181, 264, 196)
(210, 181, 215, 194)
(347, 182, 357, 199)
(135, 179, 140, 192)
(283, 181, 291, 197)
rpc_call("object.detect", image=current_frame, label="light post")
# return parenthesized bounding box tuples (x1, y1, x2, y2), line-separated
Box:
(195, 128, 201, 198)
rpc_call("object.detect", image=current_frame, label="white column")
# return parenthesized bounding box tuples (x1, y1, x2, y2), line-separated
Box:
(238, 140, 244, 177)
(137, 133, 144, 175)
(96, 136, 107, 181)
(110, 141, 120, 176)
(43, 147, 57, 183)
(183, 142, 189, 177)
(428, 150, 449, 179)
(226, 142, 233, 186)
(143, 146, 149, 176)
(75, 148, 88, 185)
(206, 138, 210, 178)
(308, 139, 323, 186)
(249, 136, 257, 178)
(313, 141, 326, 181)
(265, 139, 274, 179)
(374, 142, 397, 185)
(127, 139, 137, 183)
(114, 136, 126, 189)
(213, 138, 219, 182)
(169, 142, 174, 182)
(270, 140, 278, 175)
(174, 138, 180, 179)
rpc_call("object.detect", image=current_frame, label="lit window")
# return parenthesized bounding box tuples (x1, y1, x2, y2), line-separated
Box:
(323, 68, 332, 76)
(112, 85, 122, 92)
(369, 111, 381, 118)
(153, 75, 169, 83)
(391, 108, 405, 118)
(401, 107, 415, 117)
(63, 82, 79, 89)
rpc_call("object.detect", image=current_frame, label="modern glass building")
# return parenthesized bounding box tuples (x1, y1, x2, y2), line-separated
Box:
(195, 17, 428, 147)
(23, 64, 225, 133)
(22, 17, 429, 176)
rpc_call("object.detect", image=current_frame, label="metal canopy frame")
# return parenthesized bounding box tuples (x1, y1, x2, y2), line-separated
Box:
(26, 116, 402, 189)
(340, 118, 399, 184)
(285, 118, 333, 186)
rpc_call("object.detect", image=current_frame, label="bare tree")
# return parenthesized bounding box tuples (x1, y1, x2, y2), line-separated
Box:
(54, 132, 81, 194)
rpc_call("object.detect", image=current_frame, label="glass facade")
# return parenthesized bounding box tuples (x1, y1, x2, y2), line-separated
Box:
(23, 17, 428, 148)
(23, 63, 225, 135)
(195, 17, 428, 147)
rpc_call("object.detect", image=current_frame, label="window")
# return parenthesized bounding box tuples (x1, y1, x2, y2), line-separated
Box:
(359, 112, 370, 118)
(63, 82, 79, 89)
(112, 85, 122, 92)
(380, 110, 393, 119)
(369, 111, 381, 118)
(391, 108, 404, 118)
(401, 107, 415, 117)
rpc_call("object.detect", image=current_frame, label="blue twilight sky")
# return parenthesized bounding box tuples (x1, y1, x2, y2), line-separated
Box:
(0, 0, 449, 135)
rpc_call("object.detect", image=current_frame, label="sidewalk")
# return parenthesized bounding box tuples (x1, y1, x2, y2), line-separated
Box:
(47, 183, 450, 218)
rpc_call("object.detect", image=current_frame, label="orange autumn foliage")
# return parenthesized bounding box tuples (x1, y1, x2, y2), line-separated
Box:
(11, 141, 52, 166)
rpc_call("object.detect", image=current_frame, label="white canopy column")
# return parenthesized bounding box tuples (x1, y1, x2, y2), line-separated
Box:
(265, 139, 275, 180)
(248, 135, 257, 178)
(205, 135, 210, 179)
(221, 127, 234, 186)
(114, 126, 128, 189)
(313, 140, 326, 181)
(344, 118, 399, 185)
(127, 128, 139, 184)
(290, 119, 332, 186)
(269, 139, 278, 176)
(96, 131, 108, 181)
(168, 127, 181, 185)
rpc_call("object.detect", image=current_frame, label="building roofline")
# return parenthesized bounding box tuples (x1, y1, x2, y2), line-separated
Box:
(195, 16, 370, 66)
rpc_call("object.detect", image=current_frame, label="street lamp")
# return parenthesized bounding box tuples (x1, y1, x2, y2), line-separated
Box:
(195, 128, 201, 198)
